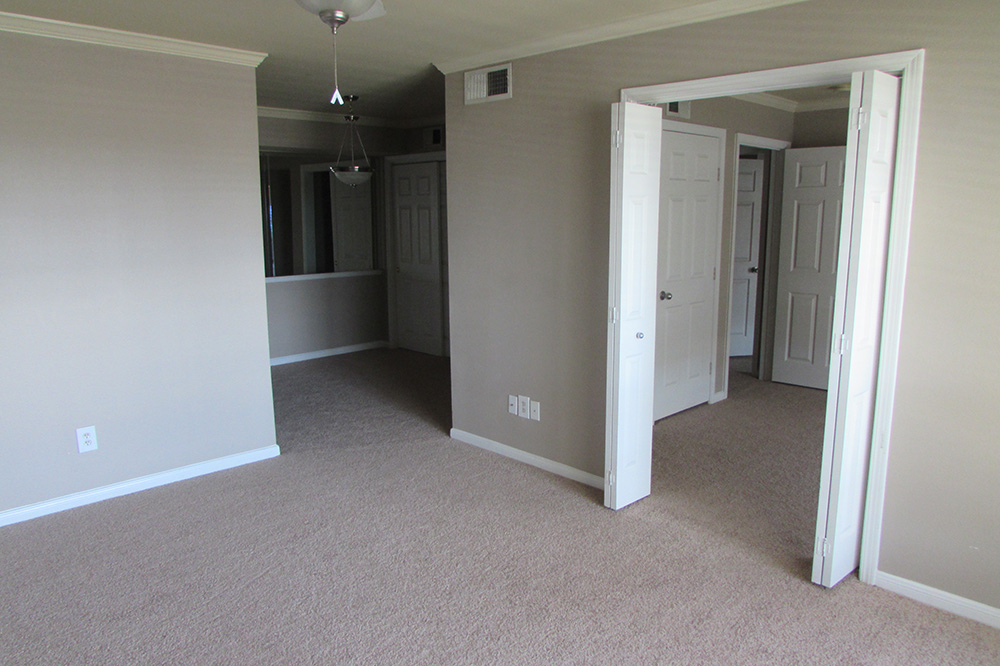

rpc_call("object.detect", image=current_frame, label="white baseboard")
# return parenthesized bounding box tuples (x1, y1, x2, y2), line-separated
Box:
(0, 445, 280, 528)
(873, 570, 1000, 629)
(450, 428, 603, 490)
(270, 341, 388, 366)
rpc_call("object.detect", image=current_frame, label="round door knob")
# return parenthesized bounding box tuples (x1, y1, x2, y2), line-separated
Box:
(749, 266, 759, 274)
(660, 291, 672, 300)
(636, 332, 644, 339)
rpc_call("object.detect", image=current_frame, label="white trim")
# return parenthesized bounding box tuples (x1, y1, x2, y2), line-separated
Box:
(873, 571, 1000, 629)
(270, 341, 388, 366)
(451, 428, 604, 490)
(258, 106, 445, 130)
(732, 92, 799, 113)
(0, 11, 266, 67)
(734, 133, 792, 152)
(614, 50, 925, 586)
(621, 50, 923, 104)
(434, 0, 810, 74)
(266, 269, 382, 284)
(859, 51, 924, 585)
(731, 92, 850, 114)
(0, 445, 280, 528)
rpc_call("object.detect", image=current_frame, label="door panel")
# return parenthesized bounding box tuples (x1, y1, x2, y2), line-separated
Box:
(772, 146, 846, 389)
(605, 102, 662, 510)
(394, 162, 443, 355)
(730, 158, 764, 356)
(813, 70, 900, 588)
(653, 129, 721, 420)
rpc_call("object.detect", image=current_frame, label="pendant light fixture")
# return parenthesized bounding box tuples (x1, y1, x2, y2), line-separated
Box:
(293, 0, 385, 105)
(332, 95, 373, 186)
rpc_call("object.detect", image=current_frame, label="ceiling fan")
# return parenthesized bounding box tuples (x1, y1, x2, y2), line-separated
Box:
(294, 0, 386, 30)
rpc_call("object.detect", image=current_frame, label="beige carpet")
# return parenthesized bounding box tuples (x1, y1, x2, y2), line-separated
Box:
(1, 349, 997, 665)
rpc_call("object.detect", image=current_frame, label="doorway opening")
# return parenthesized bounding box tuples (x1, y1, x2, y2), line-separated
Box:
(605, 51, 924, 588)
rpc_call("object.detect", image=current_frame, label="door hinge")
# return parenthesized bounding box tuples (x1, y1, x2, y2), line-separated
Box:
(821, 538, 831, 558)
(838, 334, 850, 355)
(713, 267, 717, 280)
(851, 106, 868, 131)
(609, 306, 618, 324)
(614, 130, 622, 148)
(717, 167, 721, 182)
(607, 470, 615, 486)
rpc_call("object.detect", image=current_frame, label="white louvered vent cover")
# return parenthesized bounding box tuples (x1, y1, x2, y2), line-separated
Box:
(464, 63, 512, 105)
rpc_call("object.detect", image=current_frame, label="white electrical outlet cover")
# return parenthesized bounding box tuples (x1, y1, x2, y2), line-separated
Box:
(508, 395, 518, 414)
(76, 426, 98, 453)
(517, 395, 530, 419)
(530, 400, 540, 421)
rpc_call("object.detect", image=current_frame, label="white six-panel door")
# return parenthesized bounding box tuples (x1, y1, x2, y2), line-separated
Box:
(729, 158, 765, 357)
(393, 162, 443, 356)
(771, 146, 847, 390)
(605, 103, 662, 510)
(813, 70, 901, 587)
(653, 125, 722, 421)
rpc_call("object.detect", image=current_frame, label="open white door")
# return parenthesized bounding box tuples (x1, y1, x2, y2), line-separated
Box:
(653, 125, 723, 420)
(772, 146, 847, 389)
(605, 102, 662, 510)
(813, 70, 900, 587)
(729, 158, 764, 357)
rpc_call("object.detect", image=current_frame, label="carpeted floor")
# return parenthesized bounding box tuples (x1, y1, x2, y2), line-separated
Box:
(1, 349, 997, 665)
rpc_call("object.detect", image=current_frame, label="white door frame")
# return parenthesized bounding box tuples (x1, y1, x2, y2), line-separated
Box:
(382, 151, 447, 348)
(611, 49, 925, 585)
(724, 133, 791, 393)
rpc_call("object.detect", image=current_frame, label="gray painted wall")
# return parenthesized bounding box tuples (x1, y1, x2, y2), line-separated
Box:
(0, 33, 276, 511)
(266, 274, 388, 359)
(445, 0, 1000, 608)
(793, 108, 850, 148)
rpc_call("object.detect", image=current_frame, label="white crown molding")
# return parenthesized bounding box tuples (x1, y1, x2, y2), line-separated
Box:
(258, 106, 444, 129)
(732, 92, 799, 112)
(433, 0, 811, 74)
(0, 11, 266, 67)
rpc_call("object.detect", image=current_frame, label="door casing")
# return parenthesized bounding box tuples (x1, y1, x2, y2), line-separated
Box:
(607, 50, 925, 585)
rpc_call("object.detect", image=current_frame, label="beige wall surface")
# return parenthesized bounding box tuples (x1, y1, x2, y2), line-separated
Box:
(266, 274, 388, 359)
(0, 33, 277, 511)
(445, 0, 1000, 608)
(792, 108, 850, 148)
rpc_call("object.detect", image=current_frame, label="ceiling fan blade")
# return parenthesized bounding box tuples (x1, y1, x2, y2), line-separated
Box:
(353, 0, 386, 21)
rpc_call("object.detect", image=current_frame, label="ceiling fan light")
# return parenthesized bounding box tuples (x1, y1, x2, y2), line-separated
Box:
(294, 0, 378, 19)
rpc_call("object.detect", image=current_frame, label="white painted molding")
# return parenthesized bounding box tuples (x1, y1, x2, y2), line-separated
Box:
(874, 571, 1000, 629)
(270, 341, 388, 366)
(621, 50, 925, 103)
(732, 92, 799, 113)
(434, 0, 811, 74)
(451, 428, 604, 490)
(0, 445, 280, 528)
(265, 269, 383, 284)
(258, 106, 445, 130)
(858, 49, 924, 585)
(735, 133, 792, 152)
(0, 11, 266, 67)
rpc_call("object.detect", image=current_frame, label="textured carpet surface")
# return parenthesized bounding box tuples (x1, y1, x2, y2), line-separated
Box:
(1, 349, 997, 665)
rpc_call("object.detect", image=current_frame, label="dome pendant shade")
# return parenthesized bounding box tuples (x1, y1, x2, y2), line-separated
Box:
(294, 0, 378, 24)
(332, 165, 374, 186)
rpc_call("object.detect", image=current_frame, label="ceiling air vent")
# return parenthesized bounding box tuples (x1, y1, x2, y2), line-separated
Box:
(465, 63, 512, 105)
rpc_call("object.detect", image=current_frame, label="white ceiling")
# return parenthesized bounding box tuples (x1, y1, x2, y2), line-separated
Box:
(0, 0, 811, 121)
